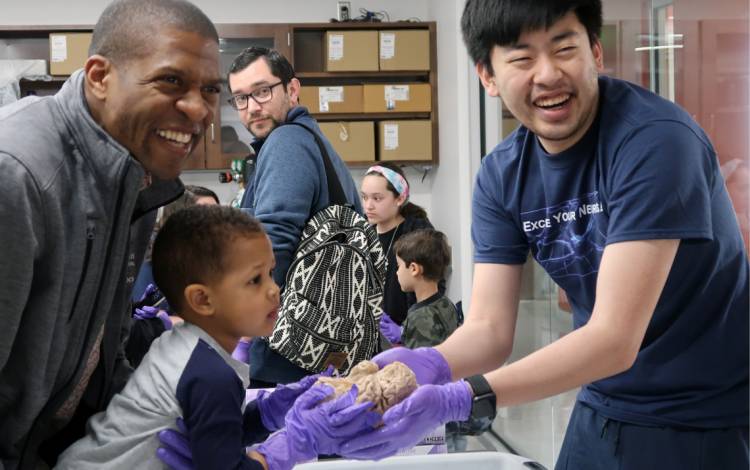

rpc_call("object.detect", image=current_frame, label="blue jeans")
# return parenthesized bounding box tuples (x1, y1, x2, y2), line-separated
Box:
(556, 401, 748, 470)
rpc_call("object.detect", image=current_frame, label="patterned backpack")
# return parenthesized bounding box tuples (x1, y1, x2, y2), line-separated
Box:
(268, 122, 386, 375)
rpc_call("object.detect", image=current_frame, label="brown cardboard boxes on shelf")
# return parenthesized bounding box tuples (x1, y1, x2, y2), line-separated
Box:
(378, 120, 432, 161)
(379, 30, 430, 71)
(298, 85, 363, 114)
(319, 121, 375, 163)
(49, 32, 92, 75)
(363, 84, 431, 113)
(325, 31, 379, 72)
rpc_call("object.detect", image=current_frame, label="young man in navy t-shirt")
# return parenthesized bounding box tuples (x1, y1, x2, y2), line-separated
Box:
(338, 1, 749, 468)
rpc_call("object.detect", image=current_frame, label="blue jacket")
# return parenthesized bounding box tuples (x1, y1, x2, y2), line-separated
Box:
(241, 107, 363, 385)
(240, 106, 363, 287)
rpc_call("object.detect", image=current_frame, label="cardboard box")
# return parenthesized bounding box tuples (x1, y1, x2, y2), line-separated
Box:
(378, 120, 432, 161)
(363, 84, 431, 113)
(49, 32, 92, 75)
(319, 121, 375, 163)
(325, 31, 379, 72)
(379, 30, 430, 71)
(299, 85, 364, 114)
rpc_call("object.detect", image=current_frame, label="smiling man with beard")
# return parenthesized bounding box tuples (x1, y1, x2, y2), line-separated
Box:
(0, 0, 221, 467)
(226, 47, 363, 387)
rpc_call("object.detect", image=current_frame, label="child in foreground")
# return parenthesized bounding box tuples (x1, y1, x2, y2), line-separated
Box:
(57, 205, 379, 470)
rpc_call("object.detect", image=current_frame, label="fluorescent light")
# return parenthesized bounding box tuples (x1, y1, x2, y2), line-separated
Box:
(634, 45, 685, 51)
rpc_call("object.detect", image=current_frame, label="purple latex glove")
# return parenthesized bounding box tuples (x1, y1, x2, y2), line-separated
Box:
(133, 305, 173, 331)
(256, 384, 380, 470)
(340, 381, 472, 460)
(379, 313, 403, 344)
(156, 418, 192, 470)
(136, 283, 159, 305)
(372, 346, 452, 385)
(256, 366, 333, 432)
(231, 338, 252, 363)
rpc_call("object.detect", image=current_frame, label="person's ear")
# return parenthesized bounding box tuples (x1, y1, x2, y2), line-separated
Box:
(395, 192, 407, 207)
(287, 77, 301, 106)
(184, 284, 215, 318)
(476, 61, 499, 97)
(591, 39, 604, 71)
(84, 54, 113, 101)
(409, 262, 423, 277)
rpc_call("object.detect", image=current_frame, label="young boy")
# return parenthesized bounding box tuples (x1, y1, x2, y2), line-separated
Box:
(57, 205, 379, 470)
(386, 229, 476, 452)
(389, 229, 459, 349)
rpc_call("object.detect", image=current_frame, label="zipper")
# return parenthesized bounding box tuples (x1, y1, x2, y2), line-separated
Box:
(287, 314, 349, 346)
(68, 224, 95, 323)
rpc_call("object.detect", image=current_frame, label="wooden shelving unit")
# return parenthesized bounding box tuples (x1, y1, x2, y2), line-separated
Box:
(1, 21, 439, 167)
(290, 21, 438, 166)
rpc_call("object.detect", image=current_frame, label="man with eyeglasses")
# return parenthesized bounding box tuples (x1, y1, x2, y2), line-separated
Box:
(227, 47, 363, 387)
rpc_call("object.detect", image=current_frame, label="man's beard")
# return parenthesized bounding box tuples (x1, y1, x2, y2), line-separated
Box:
(247, 115, 281, 140)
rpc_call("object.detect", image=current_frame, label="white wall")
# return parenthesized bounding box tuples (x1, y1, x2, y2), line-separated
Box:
(2, 0, 477, 303)
(429, 1, 482, 306)
(3, 0, 430, 25)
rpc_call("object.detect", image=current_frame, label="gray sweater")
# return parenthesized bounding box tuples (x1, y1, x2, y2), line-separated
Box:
(0, 70, 183, 469)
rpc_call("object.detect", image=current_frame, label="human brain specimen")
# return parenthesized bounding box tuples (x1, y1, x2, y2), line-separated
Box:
(317, 360, 417, 414)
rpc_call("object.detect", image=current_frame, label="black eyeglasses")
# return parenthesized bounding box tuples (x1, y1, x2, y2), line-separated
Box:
(228, 81, 284, 110)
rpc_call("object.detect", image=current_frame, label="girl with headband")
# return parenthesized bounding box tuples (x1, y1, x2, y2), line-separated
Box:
(360, 162, 440, 328)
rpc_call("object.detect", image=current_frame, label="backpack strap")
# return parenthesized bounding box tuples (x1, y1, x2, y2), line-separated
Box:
(282, 121, 348, 207)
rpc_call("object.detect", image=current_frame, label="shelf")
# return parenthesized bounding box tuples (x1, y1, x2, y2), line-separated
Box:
(344, 160, 433, 168)
(312, 112, 430, 121)
(292, 22, 429, 32)
(0, 25, 92, 37)
(297, 71, 428, 79)
(20, 77, 68, 86)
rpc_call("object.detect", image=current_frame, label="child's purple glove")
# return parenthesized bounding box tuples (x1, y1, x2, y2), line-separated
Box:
(372, 346, 452, 385)
(379, 313, 403, 344)
(133, 306, 172, 331)
(340, 381, 472, 460)
(256, 366, 333, 432)
(231, 338, 252, 363)
(256, 384, 380, 470)
(136, 283, 159, 305)
(156, 418, 192, 470)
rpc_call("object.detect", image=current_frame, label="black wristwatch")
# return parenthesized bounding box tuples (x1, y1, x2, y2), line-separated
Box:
(465, 374, 497, 423)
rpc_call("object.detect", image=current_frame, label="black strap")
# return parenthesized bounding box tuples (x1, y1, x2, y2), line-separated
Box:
(282, 121, 348, 207)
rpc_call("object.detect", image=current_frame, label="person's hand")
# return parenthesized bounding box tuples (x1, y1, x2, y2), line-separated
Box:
(256, 384, 380, 470)
(133, 305, 173, 330)
(371, 347, 452, 385)
(340, 381, 472, 460)
(231, 337, 252, 363)
(135, 283, 160, 307)
(156, 418, 193, 470)
(379, 313, 403, 344)
(256, 366, 333, 432)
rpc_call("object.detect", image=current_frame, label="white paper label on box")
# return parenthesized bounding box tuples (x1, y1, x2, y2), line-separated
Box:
(328, 34, 344, 61)
(318, 86, 344, 112)
(50, 35, 67, 63)
(380, 33, 396, 59)
(384, 85, 410, 102)
(384, 124, 399, 150)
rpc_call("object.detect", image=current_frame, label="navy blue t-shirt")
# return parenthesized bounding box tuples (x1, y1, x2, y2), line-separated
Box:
(472, 76, 749, 428)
